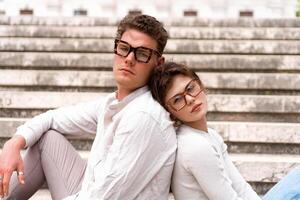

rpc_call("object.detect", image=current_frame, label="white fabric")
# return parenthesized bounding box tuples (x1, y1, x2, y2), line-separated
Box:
(171, 125, 261, 200)
(15, 86, 177, 200)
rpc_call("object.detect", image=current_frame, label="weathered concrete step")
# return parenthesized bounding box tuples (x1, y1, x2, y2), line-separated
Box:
(168, 27, 300, 40)
(0, 147, 296, 185)
(2, 52, 300, 72)
(1, 70, 300, 91)
(1, 25, 300, 40)
(29, 190, 176, 200)
(0, 91, 299, 114)
(231, 153, 300, 183)
(56, 150, 300, 183)
(170, 18, 300, 28)
(1, 38, 300, 54)
(0, 52, 300, 71)
(1, 118, 299, 144)
(1, 17, 300, 27)
(0, 151, 298, 195)
(0, 187, 175, 200)
(30, 189, 52, 200)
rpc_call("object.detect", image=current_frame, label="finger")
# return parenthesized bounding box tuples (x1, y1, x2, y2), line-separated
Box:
(3, 171, 12, 197)
(17, 163, 25, 185)
(0, 174, 3, 198)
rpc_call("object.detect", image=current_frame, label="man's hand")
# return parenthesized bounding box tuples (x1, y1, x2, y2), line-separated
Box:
(0, 135, 26, 198)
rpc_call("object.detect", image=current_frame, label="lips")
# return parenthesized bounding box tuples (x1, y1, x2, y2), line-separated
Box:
(119, 67, 135, 75)
(191, 103, 202, 113)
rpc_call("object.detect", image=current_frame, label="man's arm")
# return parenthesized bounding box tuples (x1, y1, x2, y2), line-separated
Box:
(0, 98, 102, 197)
(80, 112, 176, 199)
(16, 98, 102, 147)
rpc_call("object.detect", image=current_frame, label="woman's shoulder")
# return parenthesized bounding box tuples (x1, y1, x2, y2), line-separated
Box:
(208, 128, 224, 142)
(176, 126, 214, 154)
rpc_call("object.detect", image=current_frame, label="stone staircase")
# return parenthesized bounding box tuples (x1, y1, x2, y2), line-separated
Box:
(0, 16, 300, 199)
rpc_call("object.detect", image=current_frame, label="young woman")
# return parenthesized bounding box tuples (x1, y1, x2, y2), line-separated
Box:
(149, 62, 300, 200)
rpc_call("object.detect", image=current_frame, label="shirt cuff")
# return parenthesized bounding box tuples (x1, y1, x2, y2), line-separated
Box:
(15, 125, 37, 148)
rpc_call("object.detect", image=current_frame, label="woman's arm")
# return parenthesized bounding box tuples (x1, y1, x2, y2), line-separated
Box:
(183, 137, 244, 200)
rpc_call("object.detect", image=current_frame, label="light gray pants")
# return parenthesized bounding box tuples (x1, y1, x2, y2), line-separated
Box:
(5, 130, 87, 200)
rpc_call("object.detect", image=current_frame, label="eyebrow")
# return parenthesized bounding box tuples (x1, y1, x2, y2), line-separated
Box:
(119, 40, 156, 51)
(170, 80, 194, 99)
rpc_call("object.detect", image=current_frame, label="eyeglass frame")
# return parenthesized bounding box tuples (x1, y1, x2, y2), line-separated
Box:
(114, 39, 161, 63)
(166, 79, 204, 112)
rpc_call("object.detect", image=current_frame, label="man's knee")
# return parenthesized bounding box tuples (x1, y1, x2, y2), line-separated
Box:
(38, 130, 68, 151)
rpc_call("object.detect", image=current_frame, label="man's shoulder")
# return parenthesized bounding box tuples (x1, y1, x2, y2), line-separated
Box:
(125, 91, 172, 126)
(132, 91, 166, 112)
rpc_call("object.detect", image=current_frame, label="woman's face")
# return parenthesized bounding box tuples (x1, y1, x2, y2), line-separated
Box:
(164, 75, 208, 127)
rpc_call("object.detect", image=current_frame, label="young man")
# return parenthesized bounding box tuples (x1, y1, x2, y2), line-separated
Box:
(0, 14, 176, 200)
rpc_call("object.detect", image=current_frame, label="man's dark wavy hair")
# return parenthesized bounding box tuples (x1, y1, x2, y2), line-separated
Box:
(116, 14, 168, 55)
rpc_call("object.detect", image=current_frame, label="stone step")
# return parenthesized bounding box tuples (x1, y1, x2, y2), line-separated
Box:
(2, 119, 300, 154)
(230, 153, 300, 183)
(0, 91, 299, 114)
(29, 189, 176, 200)
(30, 189, 52, 200)
(1, 38, 300, 54)
(75, 151, 300, 184)
(1, 25, 300, 40)
(1, 118, 299, 144)
(34, 150, 300, 183)
(0, 147, 297, 185)
(2, 52, 300, 72)
(168, 27, 300, 40)
(1, 70, 299, 91)
(1, 17, 300, 27)
(0, 150, 298, 194)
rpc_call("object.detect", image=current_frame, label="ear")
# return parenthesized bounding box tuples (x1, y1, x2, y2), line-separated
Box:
(169, 113, 182, 127)
(157, 56, 165, 66)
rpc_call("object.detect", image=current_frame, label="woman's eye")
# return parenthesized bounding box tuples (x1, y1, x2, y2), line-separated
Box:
(187, 84, 195, 93)
(173, 96, 183, 104)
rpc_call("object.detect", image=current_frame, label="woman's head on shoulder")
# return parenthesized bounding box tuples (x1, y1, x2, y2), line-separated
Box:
(149, 62, 208, 130)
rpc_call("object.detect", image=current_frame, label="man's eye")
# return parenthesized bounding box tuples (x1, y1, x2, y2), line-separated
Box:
(119, 45, 129, 51)
(137, 50, 150, 59)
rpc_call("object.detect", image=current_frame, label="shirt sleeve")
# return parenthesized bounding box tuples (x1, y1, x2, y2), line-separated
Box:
(84, 111, 174, 200)
(222, 147, 261, 200)
(15, 98, 103, 147)
(210, 130, 261, 199)
(183, 137, 244, 200)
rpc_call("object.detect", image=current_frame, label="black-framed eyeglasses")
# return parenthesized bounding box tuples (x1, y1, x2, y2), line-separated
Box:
(114, 39, 161, 63)
(167, 79, 203, 111)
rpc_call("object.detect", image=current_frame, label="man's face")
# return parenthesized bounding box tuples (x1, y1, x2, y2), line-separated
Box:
(113, 29, 163, 99)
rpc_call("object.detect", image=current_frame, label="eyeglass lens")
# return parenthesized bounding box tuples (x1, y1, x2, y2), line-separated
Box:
(169, 80, 202, 111)
(115, 40, 153, 63)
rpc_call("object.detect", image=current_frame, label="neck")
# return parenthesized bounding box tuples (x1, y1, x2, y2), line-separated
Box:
(185, 116, 208, 133)
(116, 88, 132, 101)
(117, 85, 144, 101)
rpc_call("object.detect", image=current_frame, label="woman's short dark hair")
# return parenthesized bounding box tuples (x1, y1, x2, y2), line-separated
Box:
(149, 62, 205, 108)
(116, 14, 168, 55)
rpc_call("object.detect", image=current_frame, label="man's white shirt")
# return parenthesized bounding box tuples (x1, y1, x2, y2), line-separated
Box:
(15, 86, 177, 200)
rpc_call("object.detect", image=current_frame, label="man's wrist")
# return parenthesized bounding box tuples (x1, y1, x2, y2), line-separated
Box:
(8, 135, 26, 150)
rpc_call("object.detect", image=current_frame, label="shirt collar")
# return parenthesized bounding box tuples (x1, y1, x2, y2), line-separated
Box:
(107, 86, 149, 111)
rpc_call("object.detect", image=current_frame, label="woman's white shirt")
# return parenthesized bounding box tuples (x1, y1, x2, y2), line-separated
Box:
(171, 125, 261, 200)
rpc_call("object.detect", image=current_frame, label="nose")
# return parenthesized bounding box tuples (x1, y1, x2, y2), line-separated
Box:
(185, 94, 195, 105)
(124, 51, 136, 66)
